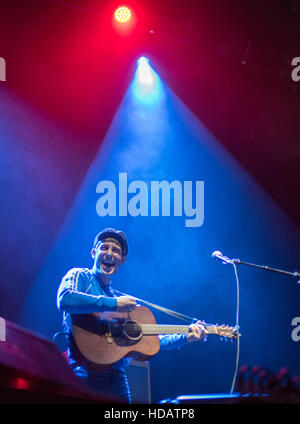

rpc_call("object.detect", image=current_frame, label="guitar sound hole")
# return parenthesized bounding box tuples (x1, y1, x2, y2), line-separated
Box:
(123, 320, 142, 341)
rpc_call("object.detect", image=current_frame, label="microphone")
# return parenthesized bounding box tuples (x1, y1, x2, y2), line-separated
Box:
(212, 250, 233, 265)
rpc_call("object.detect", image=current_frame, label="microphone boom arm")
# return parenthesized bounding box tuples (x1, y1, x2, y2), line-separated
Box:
(232, 258, 300, 284)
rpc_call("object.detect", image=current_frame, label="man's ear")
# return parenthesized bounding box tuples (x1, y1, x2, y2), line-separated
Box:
(121, 255, 127, 265)
(91, 248, 96, 259)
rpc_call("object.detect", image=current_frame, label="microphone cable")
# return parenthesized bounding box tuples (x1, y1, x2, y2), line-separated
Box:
(230, 260, 240, 394)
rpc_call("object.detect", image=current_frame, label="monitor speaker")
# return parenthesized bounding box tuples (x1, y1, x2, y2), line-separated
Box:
(0, 318, 117, 403)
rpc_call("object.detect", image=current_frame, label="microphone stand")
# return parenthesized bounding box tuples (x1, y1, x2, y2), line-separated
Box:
(231, 258, 300, 285)
(216, 254, 300, 394)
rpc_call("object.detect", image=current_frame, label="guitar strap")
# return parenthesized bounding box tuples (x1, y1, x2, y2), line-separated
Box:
(113, 289, 198, 324)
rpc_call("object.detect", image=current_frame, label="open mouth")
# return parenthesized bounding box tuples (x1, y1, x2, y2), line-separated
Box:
(102, 261, 115, 271)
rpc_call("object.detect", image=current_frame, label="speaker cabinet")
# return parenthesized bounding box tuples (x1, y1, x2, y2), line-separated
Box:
(127, 359, 151, 403)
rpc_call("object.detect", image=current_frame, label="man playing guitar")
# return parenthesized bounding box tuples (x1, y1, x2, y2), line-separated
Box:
(57, 228, 208, 403)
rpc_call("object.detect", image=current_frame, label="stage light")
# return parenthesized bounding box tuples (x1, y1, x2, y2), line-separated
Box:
(137, 57, 155, 86)
(11, 377, 31, 390)
(114, 6, 132, 23)
(133, 57, 163, 105)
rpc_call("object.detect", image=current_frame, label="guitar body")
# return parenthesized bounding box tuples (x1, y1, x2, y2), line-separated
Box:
(72, 306, 160, 368)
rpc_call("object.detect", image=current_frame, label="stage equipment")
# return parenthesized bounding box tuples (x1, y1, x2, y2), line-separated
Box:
(114, 6, 132, 23)
(0, 319, 119, 403)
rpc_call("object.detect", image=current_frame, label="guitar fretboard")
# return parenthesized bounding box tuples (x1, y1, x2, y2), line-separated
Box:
(140, 324, 218, 335)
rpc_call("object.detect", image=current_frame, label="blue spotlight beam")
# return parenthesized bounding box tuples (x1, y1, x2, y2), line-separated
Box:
(18, 56, 300, 402)
(132, 57, 163, 105)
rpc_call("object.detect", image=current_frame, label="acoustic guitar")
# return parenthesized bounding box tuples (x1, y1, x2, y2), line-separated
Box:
(71, 306, 239, 368)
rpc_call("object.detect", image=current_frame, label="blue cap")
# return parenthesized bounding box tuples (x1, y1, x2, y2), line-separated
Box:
(93, 228, 128, 257)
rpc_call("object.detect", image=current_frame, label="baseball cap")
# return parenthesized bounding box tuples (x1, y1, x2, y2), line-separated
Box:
(93, 228, 128, 257)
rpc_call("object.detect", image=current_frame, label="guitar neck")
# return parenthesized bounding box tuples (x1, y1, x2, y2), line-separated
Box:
(140, 324, 218, 336)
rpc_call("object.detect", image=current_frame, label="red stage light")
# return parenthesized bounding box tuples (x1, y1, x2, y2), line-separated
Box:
(12, 377, 31, 390)
(114, 6, 132, 23)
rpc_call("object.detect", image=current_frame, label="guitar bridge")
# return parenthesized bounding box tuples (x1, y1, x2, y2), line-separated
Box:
(105, 332, 113, 344)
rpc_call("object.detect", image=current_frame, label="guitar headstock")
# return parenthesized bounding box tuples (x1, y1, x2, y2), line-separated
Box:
(215, 324, 240, 340)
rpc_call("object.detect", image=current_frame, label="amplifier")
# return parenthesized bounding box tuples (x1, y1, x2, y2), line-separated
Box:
(127, 359, 151, 403)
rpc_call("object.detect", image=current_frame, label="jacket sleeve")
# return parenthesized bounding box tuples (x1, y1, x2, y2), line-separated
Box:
(159, 334, 189, 351)
(57, 268, 118, 314)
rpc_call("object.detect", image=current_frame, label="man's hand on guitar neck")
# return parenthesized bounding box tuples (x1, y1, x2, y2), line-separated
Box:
(186, 321, 208, 343)
(116, 295, 137, 312)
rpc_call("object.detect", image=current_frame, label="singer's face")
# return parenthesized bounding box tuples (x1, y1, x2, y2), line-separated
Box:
(91, 238, 126, 277)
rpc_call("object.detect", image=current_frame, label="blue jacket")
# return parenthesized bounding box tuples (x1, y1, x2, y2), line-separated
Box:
(57, 268, 189, 369)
